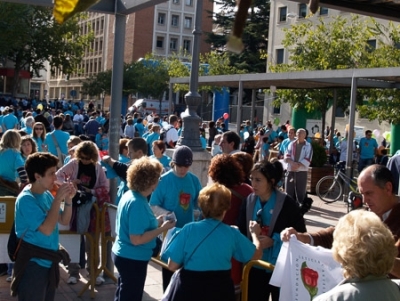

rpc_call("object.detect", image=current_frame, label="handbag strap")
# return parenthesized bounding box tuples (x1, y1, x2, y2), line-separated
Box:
(51, 132, 60, 149)
(185, 221, 221, 264)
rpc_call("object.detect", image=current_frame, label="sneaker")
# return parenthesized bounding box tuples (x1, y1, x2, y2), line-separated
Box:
(95, 276, 105, 286)
(6, 276, 12, 282)
(67, 276, 78, 284)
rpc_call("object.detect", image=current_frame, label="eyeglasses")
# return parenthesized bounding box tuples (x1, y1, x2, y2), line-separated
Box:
(35, 128, 44, 130)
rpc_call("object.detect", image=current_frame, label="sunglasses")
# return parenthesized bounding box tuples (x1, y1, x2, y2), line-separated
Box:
(35, 128, 44, 130)
(80, 156, 91, 161)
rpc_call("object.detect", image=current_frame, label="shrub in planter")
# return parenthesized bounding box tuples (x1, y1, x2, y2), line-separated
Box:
(310, 141, 327, 167)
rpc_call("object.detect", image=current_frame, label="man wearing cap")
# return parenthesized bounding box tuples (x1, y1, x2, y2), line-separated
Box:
(150, 145, 202, 290)
(219, 131, 241, 155)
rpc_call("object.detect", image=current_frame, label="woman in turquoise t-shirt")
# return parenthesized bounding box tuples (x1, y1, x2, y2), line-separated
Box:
(32, 122, 47, 152)
(150, 140, 171, 174)
(112, 157, 176, 301)
(0, 130, 28, 195)
(161, 183, 263, 301)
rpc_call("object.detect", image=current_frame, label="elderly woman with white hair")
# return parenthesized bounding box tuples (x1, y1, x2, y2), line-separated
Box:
(21, 116, 35, 135)
(314, 210, 400, 301)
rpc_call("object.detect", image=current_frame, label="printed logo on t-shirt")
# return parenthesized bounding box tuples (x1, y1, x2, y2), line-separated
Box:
(179, 191, 191, 210)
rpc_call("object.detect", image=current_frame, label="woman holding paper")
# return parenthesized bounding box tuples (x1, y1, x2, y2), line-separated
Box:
(112, 157, 176, 301)
(238, 160, 306, 301)
(314, 210, 400, 301)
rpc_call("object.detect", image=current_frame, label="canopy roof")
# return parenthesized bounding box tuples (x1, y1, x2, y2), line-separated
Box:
(170, 67, 400, 90)
(289, 0, 400, 22)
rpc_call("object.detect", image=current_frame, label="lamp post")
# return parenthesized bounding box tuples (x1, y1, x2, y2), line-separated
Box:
(177, 0, 203, 150)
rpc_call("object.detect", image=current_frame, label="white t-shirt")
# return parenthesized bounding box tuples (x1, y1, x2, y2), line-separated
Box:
(166, 126, 179, 146)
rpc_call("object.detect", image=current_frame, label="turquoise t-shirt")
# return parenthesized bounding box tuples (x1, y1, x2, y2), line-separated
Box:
(150, 154, 171, 172)
(359, 137, 378, 159)
(112, 190, 158, 261)
(146, 132, 161, 156)
(134, 123, 145, 137)
(162, 219, 255, 271)
(15, 187, 59, 268)
(150, 170, 202, 228)
(2, 113, 18, 130)
(44, 130, 70, 156)
(33, 137, 45, 152)
(0, 149, 25, 182)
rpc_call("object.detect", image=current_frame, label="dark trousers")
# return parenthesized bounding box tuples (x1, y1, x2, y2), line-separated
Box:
(112, 253, 148, 301)
(162, 267, 174, 291)
(17, 261, 55, 301)
(285, 171, 307, 204)
(248, 268, 279, 301)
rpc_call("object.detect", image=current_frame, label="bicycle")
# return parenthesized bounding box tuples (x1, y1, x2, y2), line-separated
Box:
(316, 161, 358, 204)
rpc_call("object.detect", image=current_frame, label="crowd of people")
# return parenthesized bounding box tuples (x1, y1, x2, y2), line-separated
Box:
(1, 98, 400, 301)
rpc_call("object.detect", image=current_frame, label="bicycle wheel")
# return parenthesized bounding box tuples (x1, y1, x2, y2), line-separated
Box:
(316, 176, 343, 203)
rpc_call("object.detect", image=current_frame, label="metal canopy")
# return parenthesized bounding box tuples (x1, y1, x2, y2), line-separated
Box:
(170, 67, 400, 90)
(1, 0, 167, 14)
(289, 0, 400, 22)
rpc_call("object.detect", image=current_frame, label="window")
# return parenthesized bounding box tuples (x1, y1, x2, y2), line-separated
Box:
(183, 39, 191, 52)
(366, 39, 376, 52)
(335, 106, 346, 118)
(279, 6, 287, 22)
(170, 38, 178, 50)
(273, 105, 281, 115)
(172, 0, 179, 4)
(158, 13, 166, 25)
(156, 37, 164, 48)
(185, 0, 193, 5)
(171, 15, 179, 26)
(320, 7, 328, 15)
(184, 17, 192, 29)
(298, 3, 307, 18)
(276, 49, 284, 64)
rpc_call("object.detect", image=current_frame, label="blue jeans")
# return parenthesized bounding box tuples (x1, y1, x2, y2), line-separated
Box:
(358, 158, 374, 172)
(112, 253, 148, 301)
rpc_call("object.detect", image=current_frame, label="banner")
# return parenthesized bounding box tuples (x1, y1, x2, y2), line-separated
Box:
(270, 235, 343, 301)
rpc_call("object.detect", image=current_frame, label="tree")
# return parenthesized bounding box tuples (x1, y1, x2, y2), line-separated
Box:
(81, 70, 112, 96)
(357, 21, 400, 124)
(268, 15, 380, 137)
(205, 0, 269, 73)
(0, 3, 94, 96)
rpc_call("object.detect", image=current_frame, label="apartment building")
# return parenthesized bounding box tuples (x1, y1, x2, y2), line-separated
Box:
(47, 0, 213, 103)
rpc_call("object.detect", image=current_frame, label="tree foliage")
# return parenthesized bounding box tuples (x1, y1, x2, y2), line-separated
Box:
(0, 2, 94, 96)
(269, 15, 400, 127)
(81, 50, 241, 99)
(205, 0, 269, 73)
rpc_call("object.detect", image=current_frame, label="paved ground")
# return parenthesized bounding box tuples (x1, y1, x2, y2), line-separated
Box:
(0, 194, 348, 301)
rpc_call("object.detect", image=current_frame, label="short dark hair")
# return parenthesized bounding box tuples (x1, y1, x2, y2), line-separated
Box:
(53, 116, 63, 128)
(169, 115, 178, 124)
(369, 165, 394, 193)
(128, 137, 148, 154)
(25, 152, 58, 183)
(222, 131, 241, 150)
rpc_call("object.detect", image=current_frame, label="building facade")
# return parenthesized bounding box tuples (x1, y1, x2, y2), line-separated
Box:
(47, 1, 213, 108)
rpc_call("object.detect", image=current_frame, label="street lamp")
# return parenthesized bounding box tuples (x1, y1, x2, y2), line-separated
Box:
(177, 0, 203, 150)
